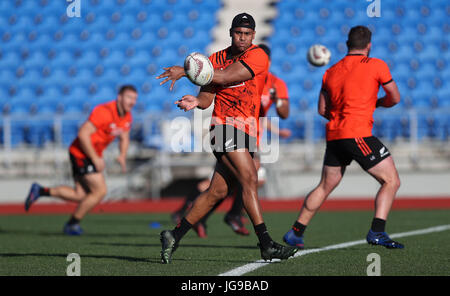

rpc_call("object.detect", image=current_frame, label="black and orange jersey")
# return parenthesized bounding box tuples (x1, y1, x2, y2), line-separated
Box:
(209, 44, 269, 138)
(69, 100, 132, 159)
(321, 54, 393, 141)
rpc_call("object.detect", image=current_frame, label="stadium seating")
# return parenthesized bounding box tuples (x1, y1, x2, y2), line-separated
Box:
(0, 0, 448, 147)
(0, 0, 220, 147)
(268, 0, 449, 141)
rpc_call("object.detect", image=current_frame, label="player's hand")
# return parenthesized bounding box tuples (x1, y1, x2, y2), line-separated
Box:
(279, 128, 292, 139)
(92, 157, 105, 172)
(116, 155, 127, 173)
(269, 88, 277, 101)
(156, 66, 185, 91)
(175, 95, 199, 111)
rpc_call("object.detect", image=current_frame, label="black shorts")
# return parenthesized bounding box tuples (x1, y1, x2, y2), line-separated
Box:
(324, 136, 391, 171)
(69, 153, 98, 177)
(210, 124, 256, 162)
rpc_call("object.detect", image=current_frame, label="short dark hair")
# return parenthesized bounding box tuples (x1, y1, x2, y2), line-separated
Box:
(346, 26, 372, 50)
(118, 84, 137, 95)
(258, 44, 271, 59)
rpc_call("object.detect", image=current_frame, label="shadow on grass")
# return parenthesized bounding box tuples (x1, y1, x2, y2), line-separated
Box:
(0, 228, 157, 239)
(0, 252, 257, 265)
(0, 252, 159, 264)
(91, 242, 258, 250)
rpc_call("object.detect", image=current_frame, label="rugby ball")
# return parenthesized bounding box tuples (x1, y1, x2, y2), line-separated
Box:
(307, 44, 331, 67)
(184, 52, 214, 86)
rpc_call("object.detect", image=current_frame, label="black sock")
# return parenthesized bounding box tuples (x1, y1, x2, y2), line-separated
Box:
(67, 216, 80, 226)
(371, 218, 386, 233)
(172, 217, 192, 242)
(292, 221, 307, 237)
(39, 187, 50, 196)
(254, 223, 272, 249)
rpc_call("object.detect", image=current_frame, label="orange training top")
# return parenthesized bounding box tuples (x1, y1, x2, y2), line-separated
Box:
(260, 72, 289, 117)
(321, 54, 393, 141)
(209, 44, 269, 138)
(69, 100, 133, 159)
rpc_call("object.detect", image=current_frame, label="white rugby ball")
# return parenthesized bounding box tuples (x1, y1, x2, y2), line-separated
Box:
(184, 52, 214, 86)
(307, 44, 331, 67)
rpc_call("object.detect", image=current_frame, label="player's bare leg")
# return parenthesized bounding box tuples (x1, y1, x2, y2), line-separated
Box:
(219, 149, 298, 261)
(366, 156, 401, 220)
(219, 149, 263, 225)
(71, 172, 107, 220)
(298, 165, 345, 225)
(365, 156, 403, 248)
(48, 180, 88, 203)
(283, 165, 345, 248)
(184, 171, 230, 225)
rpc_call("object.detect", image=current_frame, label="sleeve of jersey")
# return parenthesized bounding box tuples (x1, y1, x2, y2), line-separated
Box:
(275, 78, 289, 99)
(320, 71, 329, 93)
(377, 60, 393, 86)
(240, 49, 269, 78)
(88, 106, 112, 129)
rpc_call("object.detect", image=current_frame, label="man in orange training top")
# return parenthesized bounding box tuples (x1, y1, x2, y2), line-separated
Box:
(157, 13, 298, 263)
(283, 26, 404, 249)
(170, 43, 292, 238)
(25, 85, 138, 235)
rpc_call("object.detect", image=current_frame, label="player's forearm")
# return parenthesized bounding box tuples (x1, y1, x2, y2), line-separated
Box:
(196, 88, 215, 109)
(118, 134, 130, 158)
(275, 99, 289, 119)
(376, 95, 398, 108)
(211, 63, 252, 86)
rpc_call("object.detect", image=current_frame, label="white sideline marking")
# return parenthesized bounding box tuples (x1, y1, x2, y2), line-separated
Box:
(218, 224, 450, 276)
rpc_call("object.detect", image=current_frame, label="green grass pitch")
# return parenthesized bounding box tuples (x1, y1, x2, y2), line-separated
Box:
(0, 210, 449, 276)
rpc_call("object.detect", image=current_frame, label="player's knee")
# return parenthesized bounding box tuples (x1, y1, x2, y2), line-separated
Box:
(208, 185, 228, 201)
(390, 175, 401, 190)
(321, 176, 341, 193)
(240, 170, 258, 189)
(76, 192, 88, 200)
(92, 187, 107, 200)
(381, 173, 400, 190)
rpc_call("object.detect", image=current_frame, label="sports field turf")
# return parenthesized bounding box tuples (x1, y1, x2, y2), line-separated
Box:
(0, 209, 449, 276)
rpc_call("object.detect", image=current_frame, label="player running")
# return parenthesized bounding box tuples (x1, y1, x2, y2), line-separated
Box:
(24, 85, 138, 235)
(157, 13, 298, 263)
(170, 44, 292, 238)
(283, 26, 404, 249)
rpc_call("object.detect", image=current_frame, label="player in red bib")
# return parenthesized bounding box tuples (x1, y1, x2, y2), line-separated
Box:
(25, 85, 137, 235)
(157, 13, 298, 263)
(283, 26, 404, 249)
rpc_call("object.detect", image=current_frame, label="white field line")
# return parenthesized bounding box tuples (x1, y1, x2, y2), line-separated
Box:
(218, 224, 450, 276)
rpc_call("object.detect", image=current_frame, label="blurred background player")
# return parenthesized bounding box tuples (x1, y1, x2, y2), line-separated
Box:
(157, 13, 298, 263)
(283, 26, 404, 249)
(24, 85, 138, 235)
(170, 43, 292, 238)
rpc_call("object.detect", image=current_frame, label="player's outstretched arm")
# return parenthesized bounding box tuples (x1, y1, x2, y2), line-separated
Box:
(376, 81, 400, 108)
(175, 87, 215, 111)
(211, 61, 253, 86)
(116, 131, 130, 173)
(156, 66, 186, 91)
(175, 85, 215, 111)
